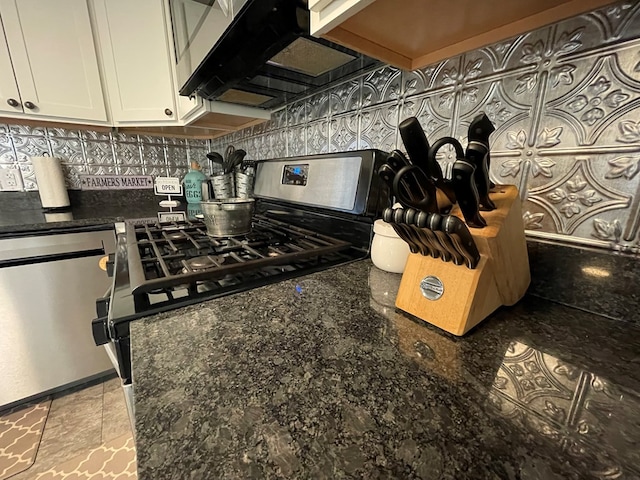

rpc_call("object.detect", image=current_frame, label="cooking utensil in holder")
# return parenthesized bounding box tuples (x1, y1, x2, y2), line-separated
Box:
(211, 172, 235, 199)
(395, 185, 530, 336)
(235, 171, 254, 198)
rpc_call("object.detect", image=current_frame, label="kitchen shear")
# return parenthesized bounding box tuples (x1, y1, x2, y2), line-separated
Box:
(427, 136, 465, 173)
(426, 137, 461, 204)
(391, 164, 438, 213)
(429, 136, 487, 228)
(378, 153, 438, 213)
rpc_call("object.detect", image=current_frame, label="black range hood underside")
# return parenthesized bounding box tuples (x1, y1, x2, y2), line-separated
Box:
(180, 0, 380, 110)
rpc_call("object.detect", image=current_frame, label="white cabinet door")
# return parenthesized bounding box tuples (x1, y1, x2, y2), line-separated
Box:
(177, 94, 204, 123)
(0, 0, 107, 122)
(92, 0, 178, 125)
(310, 0, 376, 36)
(0, 19, 22, 115)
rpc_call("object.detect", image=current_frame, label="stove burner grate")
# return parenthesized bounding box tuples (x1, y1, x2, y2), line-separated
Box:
(181, 255, 226, 273)
(126, 215, 352, 295)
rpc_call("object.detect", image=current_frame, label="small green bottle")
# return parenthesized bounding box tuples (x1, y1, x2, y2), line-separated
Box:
(183, 161, 207, 204)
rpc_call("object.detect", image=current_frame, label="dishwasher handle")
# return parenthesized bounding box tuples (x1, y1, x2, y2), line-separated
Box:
(0, 247, 106, 269)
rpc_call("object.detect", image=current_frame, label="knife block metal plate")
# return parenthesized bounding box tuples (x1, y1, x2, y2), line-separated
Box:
(395, 185, 530, 336)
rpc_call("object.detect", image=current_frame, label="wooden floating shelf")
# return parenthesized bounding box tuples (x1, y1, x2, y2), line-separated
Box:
(320, 0, 617, 71)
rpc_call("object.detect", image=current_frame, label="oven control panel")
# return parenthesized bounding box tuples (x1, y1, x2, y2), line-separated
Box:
(282, 164, 309, 186)
(254, 155, 364, 212)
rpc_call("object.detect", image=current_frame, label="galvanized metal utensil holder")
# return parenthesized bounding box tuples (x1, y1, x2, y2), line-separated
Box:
(235, 171, 254, 198)
(395, 185, 530, 336)
(211, 172, 235, 199)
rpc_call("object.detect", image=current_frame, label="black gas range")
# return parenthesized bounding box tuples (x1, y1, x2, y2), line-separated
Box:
(91, 150, 388, 419)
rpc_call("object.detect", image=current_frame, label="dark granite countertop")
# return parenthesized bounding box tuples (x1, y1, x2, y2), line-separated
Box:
(131, 259, 640, 480)
(0, 208, 128, 235)
(0, 190, 185, 236)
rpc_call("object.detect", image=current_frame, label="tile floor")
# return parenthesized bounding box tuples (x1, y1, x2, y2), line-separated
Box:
(0, 400, 51, 478)
(8, 375, 134, 480)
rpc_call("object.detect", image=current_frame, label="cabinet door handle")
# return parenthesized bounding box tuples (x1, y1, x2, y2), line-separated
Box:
(24, 101, 36, 110)
(7, 98, 20, 108)
(164, 108, 173, 116)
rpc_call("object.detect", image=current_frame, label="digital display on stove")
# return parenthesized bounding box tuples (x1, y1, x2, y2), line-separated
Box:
(282, 164, 309, 186)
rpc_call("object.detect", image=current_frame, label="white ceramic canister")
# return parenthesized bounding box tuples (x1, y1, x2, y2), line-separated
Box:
(371, 219, 411, 273)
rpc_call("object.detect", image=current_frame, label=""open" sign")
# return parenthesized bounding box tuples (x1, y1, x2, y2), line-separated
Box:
(154, 177, 183, 196)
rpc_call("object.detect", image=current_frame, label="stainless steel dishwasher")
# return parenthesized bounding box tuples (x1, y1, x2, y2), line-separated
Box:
(0, 228, 116, 408)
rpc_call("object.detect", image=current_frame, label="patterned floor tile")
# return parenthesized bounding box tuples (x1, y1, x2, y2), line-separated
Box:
(9, 385, 104, 480)
(0, 400, 51, 480)
(35, 434, 136, 480)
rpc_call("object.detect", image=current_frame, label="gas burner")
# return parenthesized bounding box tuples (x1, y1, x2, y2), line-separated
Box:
(166, 231, 187, 241)
(128, 215, 354, 295)
(182, 255, 225, 273)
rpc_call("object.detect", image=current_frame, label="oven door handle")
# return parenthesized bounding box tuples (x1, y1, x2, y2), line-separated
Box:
(0, 247, 106, 269)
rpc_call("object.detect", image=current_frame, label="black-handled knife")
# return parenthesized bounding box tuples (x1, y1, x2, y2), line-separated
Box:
(442, 215, 481, 269)
(468, 113, 496, 188)
(452, 160, 486, 228)
(465, 141, 496, 211)
(404, 208, 435, 257)
(398, 117, 452, 199)
(426, 212, 465, 266)
(414, 210, 451, 262)
(408, 209, 442, 259)
(398, 118, 432, 171)
(393, 207, 427, 255)
(398, 117, 456, 203)
(383, 207, 420, 254)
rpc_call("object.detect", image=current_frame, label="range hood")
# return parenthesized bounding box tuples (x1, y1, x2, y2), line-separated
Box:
(173, 0, 380, 109)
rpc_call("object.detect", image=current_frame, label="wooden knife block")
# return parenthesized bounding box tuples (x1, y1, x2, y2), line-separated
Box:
(395, 185, 530, 336)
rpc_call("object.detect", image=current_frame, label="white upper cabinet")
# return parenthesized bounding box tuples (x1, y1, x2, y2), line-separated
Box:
(0, 0, 107, 122)
(177, 94, 204, 124)
(91, 0, 179, 125)
(0, 0, 268, 133)
(309, 0, 375, 36)
(0, 18, 22, 115)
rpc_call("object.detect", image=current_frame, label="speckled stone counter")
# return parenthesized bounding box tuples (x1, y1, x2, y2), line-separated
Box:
(0, 209, 125, 235)
(131, 260, 640, 480)
(0, 190, 170, 235)
(528, 240, 640, 324)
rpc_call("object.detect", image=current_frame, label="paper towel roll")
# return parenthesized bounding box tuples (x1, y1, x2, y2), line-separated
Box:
(31, 156, 70, 209)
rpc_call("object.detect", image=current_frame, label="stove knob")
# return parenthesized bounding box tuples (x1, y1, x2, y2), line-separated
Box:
(106, 253, 115, 277)
(92, 317, 110, 346)
(96, 296, 110, 318)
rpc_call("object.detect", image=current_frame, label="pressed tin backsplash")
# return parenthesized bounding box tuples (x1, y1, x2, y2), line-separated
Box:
(0, 2, 639, 252)
(0, 125, 211, 191)
(212, 0, 640, 253)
